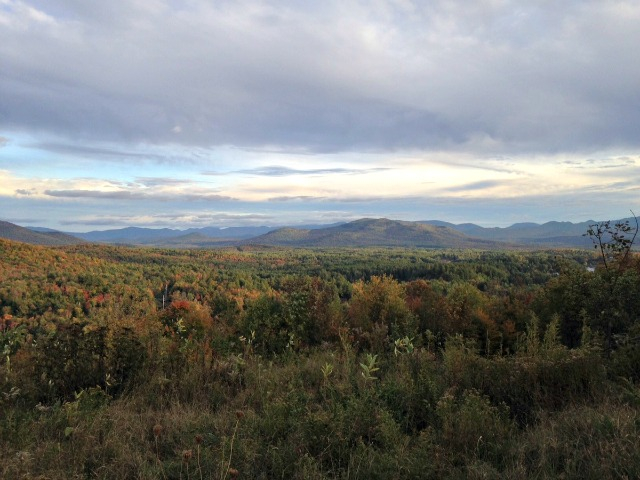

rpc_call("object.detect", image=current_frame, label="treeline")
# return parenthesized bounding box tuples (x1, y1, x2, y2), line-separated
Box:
(0, 239, 639, 479)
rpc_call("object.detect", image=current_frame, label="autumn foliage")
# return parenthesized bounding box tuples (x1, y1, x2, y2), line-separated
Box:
(0, 238, 639, 478)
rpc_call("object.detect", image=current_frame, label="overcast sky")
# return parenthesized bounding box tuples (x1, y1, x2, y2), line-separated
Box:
(1, 0, 639, 231)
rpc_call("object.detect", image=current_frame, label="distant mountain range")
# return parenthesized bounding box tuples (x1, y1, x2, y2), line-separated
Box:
(0, 216, 636, 249)
(418, 220, 598, 247)
(69, 223, 341, 246)
(243, 218, 500, 248)
(71, 225, 276, 245)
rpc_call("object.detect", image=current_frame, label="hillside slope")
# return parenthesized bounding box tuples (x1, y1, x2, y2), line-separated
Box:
(0, 221, 84, 246)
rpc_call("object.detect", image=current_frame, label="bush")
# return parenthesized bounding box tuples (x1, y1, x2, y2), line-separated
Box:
(437, 389, 514, 465)
(33, 322, 108, 402)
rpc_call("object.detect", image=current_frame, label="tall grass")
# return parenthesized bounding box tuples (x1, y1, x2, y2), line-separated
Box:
(2, 333, 637, 479)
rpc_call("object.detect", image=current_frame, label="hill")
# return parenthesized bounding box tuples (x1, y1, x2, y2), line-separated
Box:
(244, 218, 502, 248)
(0, 221, 84, 246)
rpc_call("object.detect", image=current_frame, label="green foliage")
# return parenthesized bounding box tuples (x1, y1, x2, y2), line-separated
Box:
(33, 322, 108, 402)
(359, 353, 380, 382)
(240, 294, 288, 355)
(107, 326, 147, 395)
(437, 389, 514, 464)
(608, 323, 640, 381)
(510, 402, 640, 479)
(349, 275, 417, 350)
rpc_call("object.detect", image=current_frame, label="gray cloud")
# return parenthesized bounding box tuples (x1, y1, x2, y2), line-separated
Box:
(153, 212, 272, 222)
(563, 157, 638, 170)
(43, 189, 234, 202)
(32, 143, 151, 158)
(448, 180, 506, 192)
(268, 195, 328, 202)
(4, 217, 42, 224)
(205, 165, 392, 177)
(1, 1, 638, 154)
(59, 212, 273, 227)
(44, 189, 146, 200)
(134, 177, 194, 187)
(29, 142, 201, 165)
(580, 181, 638, 192)
(268, 194, 422, 203)
(59, 218, 126, 227)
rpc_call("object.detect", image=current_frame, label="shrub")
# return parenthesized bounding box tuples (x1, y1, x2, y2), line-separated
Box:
(33, 322, 108, 402)
(437, 389, 514, 466)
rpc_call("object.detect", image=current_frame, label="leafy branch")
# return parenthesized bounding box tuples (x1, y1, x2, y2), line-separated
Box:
(584, 210, 638, 273)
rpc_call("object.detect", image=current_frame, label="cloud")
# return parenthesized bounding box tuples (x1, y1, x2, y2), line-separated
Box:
(43, 189, 234, 202)
(31, 142, 149, 158)
(448, 180, 506, 192)
(134, 177, 194, 187)
(1, 1, 639, 154)
(3, 217, 43, 224)
(28, 142, 202, 165)
(0, 137, 8, 147)
(58, 212, 273, 227)
(268, 195, 327, 202)
(563, 157, 638, 170)
(267, 194, 424, 203)
(44, 189, 145, 199)
(205, 165, 392, 177)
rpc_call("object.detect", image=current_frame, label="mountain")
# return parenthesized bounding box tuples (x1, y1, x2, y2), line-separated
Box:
(26, 226, 62, 233)
(420, 220, 485, 236)
(72, 223, 343, 245)
(182, 226, 277, 239)
(244, 218, 502, 248)
(144, 233, 240, 248)
(0, 221, 84, 246)
(75, 225, 278, 244)
(420, 219, 602, 247)
(74, 227, 186, 243)
(6, 216, 635, 249)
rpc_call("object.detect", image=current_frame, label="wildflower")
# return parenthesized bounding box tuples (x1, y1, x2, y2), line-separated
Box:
(182, 449, 193, 462)
(228, 467, 239, 477)
(153, 424, 163, 437)
(235, 410, 244, 420)
(195, 434, 203, 445)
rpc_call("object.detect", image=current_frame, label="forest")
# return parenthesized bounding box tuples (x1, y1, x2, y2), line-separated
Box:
(1, 237, 639, 479)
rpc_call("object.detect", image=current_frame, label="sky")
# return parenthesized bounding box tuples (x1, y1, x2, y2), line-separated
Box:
(1, 0, 639, 231)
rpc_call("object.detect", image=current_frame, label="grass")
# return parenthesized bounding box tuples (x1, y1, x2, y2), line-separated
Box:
(2, 343, 639, 479)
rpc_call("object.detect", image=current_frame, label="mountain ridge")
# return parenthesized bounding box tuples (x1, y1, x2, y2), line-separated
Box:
(1, 216, 636, 249)
(244, 218, 502, 248)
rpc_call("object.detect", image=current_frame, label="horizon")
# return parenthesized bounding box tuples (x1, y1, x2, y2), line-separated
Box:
(1, 1, 639, 230)
(6, 214, 635, 234)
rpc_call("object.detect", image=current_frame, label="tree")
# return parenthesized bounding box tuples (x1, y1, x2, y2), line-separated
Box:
(348, 275, 416, 351)
(584, 211, 638, 273)
(583, 211, 639, 354)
